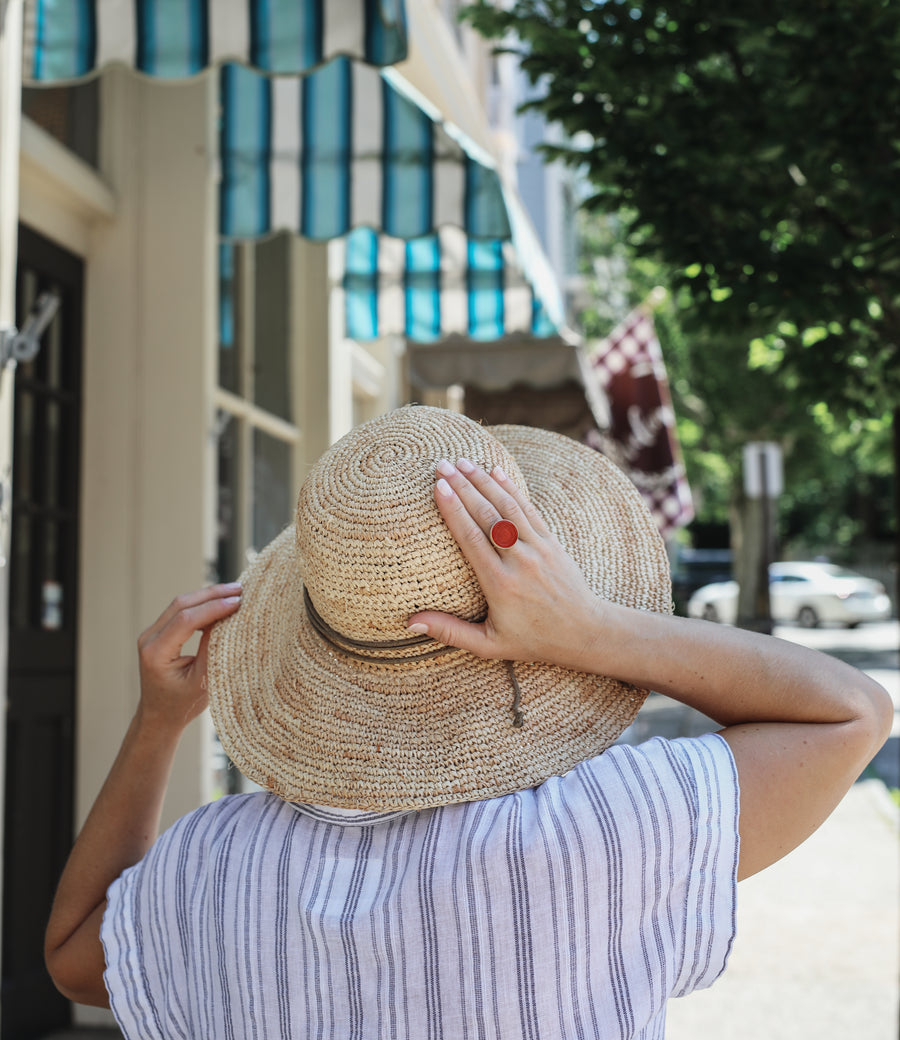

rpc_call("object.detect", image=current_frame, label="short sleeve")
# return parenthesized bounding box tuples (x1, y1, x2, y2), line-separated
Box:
(101, 796, 255, 1039)
(567, 731, 740, 1004)
(665, 732, 740, 995)
(101, 860, 166, 1039)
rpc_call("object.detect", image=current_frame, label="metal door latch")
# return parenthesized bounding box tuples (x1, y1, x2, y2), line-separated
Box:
(0, 291, 61, 369)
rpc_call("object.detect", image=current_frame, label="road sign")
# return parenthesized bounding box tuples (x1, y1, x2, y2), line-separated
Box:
(743, 441, 783, 498)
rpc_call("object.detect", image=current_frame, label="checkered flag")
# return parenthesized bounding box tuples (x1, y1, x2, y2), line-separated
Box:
(585, 308, 694, 539)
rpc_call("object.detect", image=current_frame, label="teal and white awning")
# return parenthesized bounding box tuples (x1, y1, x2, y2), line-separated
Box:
(343, 225, 560, 343)
(22, 0, 563, 351)
(219, 58, 510, 241)
(22, 0, 408, 81)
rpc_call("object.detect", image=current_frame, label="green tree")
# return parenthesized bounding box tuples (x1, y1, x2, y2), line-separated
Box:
(578, 211, 892, 557)
(466, 0, 899, 616)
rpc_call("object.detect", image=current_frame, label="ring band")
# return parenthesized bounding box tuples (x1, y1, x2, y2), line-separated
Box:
(489, 519, 519, 549)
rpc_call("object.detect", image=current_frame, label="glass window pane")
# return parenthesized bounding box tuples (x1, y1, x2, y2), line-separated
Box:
(42, 280, 65, 392)
(252, 430, 291, 550)
(218, 243, 241, 394)
(43, 400, 61, 509)
(215, 413, 241, 582)
(15, 269, 39, 385)
(39, 519, 64, 630)
(10, 512, 32, 630)
(21, 80, 99, 169)
(253, 234, 291, 421)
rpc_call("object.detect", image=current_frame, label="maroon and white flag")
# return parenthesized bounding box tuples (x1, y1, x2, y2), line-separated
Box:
(585, 308, 694, 539)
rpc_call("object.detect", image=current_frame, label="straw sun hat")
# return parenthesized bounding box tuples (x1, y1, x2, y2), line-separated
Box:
(207, 405, 671, 811)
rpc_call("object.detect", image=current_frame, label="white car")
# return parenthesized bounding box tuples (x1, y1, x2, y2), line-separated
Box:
(687, 561, 893, 628)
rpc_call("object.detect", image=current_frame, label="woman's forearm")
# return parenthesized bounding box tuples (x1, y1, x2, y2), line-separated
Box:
(589, 602, 889, 731)
(44, 709, 184, 1005)
(44, 585, 242, 1006)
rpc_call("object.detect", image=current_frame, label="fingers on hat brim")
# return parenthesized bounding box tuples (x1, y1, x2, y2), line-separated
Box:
(439, 462, 535, 547)
(140, 584, 243, 649)
(461, 461, 550, 539)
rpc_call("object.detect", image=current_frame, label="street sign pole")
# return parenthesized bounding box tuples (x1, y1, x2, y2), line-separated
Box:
(741, 441, 783, 634)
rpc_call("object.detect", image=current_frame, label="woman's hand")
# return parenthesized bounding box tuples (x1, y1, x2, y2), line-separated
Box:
(136, 583, 243, 733)
(45, 584, 242, 1006)
(407, 458, 604, 670)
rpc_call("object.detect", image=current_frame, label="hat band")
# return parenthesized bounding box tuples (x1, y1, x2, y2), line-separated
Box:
(303, 587, 524, 727)
(303, 587, 462, 664)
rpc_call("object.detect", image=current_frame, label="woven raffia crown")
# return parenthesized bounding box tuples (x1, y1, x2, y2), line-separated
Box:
(208, 405, 671, 810)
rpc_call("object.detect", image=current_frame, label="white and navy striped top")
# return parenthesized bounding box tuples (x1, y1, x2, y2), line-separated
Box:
(101, 733, 739, 1040)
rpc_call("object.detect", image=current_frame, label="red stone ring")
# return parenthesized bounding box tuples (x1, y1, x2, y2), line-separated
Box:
(489, 519, 519, 549)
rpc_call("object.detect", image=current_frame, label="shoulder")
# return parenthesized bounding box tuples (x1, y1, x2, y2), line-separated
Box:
(542, 732, 739, 841)
(580, 732, 737, 799)
(122, 792, 288, 882)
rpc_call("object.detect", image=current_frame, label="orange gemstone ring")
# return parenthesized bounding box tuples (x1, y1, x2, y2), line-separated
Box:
(489, 519, 519, 549)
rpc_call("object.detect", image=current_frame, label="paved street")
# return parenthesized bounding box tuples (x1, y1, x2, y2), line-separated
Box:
(633, 619, 900, 1040)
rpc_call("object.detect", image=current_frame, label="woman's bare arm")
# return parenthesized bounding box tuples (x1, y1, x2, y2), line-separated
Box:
(44, 584, 242, 1006)
(410, 460, 893, 881)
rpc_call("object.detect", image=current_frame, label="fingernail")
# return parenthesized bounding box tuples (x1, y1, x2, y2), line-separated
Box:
(456, 457, 475, 473)
(407, 622, 428, 635)
(492, 465, 507, 482)
(436, 459, 456, 476)
(224, 596, 242, 606)
(225, 581, 242, 591)
(436, 477, 455, 498)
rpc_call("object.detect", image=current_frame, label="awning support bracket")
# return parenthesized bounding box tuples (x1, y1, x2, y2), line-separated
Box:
(0, 290, 60, 369)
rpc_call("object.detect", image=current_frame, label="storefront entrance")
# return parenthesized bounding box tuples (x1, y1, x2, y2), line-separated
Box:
(2, 225, 83, 1039)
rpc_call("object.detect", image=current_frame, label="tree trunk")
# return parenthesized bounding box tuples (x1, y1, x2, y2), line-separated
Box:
(732, 487, 776, 634)
(886, 405, 894, 632)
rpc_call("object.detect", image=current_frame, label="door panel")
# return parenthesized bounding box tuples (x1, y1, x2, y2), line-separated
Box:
(2, 225, 83, 1039)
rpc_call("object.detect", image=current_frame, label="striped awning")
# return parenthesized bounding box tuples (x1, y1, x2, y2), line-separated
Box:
(22, 0, 408, 81)
(219, 58, 510, 242)
(343, 225, 559, 343)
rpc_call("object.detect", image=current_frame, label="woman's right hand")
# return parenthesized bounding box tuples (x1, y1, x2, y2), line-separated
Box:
(407, 458, 605, 671)
(411, 455, 893, 882)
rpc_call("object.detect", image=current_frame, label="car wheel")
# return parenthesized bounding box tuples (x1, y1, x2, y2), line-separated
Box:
(797, 606, 819, 628)
(701, 604, 720, 623)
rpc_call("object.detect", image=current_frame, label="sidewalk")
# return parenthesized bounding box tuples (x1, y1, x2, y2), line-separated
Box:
(667, 780, 899, 1040)
(629, 693, 900, 1040)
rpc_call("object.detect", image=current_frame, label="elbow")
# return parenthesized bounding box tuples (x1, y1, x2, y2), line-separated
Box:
(869, 679, 895, 750)
(44, 943, 110, 1009)
(852, 675, 895, 763)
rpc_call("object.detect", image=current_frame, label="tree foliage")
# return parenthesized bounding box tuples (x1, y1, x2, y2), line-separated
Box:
(464, 0, 900, 411)
(576, 210, 894, 554)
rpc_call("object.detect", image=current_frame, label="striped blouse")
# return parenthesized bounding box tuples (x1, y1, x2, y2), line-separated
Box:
(101, 733, 739, 1040)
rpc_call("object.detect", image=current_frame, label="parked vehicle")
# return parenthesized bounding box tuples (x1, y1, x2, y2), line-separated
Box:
(670, 548, 733, 616)
(687, 561, 893, 628)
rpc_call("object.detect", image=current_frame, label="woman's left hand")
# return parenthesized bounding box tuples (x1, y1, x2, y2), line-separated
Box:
(136, 583, 243, 732)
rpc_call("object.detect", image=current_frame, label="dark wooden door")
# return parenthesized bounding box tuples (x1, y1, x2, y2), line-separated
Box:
(2, 225, 83, 1039)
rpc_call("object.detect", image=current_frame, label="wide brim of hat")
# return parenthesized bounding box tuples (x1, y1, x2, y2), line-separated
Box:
(207, 423, 671, 810)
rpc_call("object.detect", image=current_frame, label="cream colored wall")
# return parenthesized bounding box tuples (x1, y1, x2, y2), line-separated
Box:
(290, 236, 334, 485)
(78, 69, 218, 839)
(18, 65, 218, 839)
(15, 67, 217, 1030)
